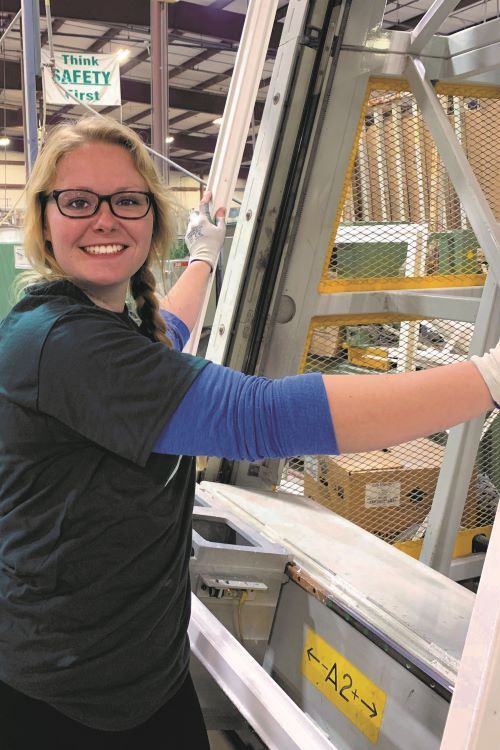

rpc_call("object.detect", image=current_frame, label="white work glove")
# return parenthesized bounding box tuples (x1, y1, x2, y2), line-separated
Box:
(471, 347, 500, 408)
(185, 191, 226, 273)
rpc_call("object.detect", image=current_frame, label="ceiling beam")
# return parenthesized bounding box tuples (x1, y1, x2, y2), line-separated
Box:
(0, 60, 264, 119)
(1, 1, 283, 47)
(171, 132, 254, 161)
(0, 108, 254, 160)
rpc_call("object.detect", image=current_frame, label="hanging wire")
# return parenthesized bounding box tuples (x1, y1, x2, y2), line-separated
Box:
(0, 9, 21, 48)
(39, 0, 242, 203)
(44, 70, 242, 204)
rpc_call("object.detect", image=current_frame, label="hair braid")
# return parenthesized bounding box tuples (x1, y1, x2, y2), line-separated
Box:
(131, 264, 172, 348)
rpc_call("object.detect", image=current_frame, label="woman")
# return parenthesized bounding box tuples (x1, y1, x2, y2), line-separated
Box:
(0, 116, 497, 749)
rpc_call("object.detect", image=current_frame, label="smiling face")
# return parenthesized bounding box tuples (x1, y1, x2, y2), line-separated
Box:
(43, 142, 155, 310)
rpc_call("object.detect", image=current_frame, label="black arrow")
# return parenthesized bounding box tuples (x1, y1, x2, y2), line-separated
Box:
(361, 699, 378, 719)
(307, 647, 320, 664)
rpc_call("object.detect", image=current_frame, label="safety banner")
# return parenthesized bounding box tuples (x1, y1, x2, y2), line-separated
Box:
(41, 50, 121, 106)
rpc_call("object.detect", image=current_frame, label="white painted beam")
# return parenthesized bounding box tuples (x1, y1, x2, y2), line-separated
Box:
(189, 594, 337, 750)
(409, 0, 462, 54)
(185, 0, 280, 354)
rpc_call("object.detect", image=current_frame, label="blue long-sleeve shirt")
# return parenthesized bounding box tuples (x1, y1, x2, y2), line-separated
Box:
(155, 310, 338, 459)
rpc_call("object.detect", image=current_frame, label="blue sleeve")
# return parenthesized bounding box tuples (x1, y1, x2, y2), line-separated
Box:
(159, 309, 190, 352)
(152, 364, 338, 460)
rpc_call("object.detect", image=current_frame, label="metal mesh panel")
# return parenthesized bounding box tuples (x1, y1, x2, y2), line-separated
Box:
(320, 79, 497, 293)
(279, 314, 498, 547)
(277, 79, 500, 553)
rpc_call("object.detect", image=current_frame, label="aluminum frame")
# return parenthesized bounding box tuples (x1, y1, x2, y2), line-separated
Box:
(409, 0, 463, 55)
(185, 0, 280, 355)
(189, 594, 338, 750)
(440, 503, 500, 749)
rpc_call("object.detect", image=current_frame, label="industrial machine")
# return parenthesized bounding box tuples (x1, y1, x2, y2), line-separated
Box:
(187, 2, 500, 749)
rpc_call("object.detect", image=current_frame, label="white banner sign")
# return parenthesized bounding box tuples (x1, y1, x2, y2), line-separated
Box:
(41, 50, 121, 107)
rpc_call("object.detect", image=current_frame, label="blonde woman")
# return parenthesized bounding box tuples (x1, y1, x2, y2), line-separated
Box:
(0, 115, 497, 749)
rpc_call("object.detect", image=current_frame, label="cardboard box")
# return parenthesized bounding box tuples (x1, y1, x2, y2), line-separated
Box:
(304, 438, 476, 538)
(309, 327, 341, 358)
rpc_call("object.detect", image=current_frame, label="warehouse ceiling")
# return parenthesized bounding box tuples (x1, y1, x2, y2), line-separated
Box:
(0, 0, 498, 179)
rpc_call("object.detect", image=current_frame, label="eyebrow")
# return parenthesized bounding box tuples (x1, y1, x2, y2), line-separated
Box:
(56, 186, 149, 192)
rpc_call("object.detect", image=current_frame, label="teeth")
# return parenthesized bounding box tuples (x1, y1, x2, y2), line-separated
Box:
(83, 244, 125, 255)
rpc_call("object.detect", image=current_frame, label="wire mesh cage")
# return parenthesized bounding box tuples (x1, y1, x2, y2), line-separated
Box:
(320, 79, 498, 293)
(280, 314, 497, 554)
(278, 77, 500, 556)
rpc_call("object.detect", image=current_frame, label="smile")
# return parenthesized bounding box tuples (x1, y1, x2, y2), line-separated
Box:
(81, 244, 127, 255)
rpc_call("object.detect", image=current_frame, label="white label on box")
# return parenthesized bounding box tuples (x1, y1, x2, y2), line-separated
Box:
(365, 481, 401, 508)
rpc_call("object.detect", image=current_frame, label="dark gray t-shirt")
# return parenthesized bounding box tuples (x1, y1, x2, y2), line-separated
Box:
(0, 281, 208, 730)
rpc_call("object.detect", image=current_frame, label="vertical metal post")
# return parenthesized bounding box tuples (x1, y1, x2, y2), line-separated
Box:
(21, 0, 40, 175)
(150, 0, 169, 181)
(184, 0, 280, 354)
(440, 492, 500, 749)
(405, 56, 500, 571)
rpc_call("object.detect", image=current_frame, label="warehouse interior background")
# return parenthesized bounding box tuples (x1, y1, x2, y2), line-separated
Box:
(0, 0, 499, 216)
(2, 2, 500, 749)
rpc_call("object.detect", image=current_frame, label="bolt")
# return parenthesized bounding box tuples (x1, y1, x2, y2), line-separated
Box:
(218, 324, 225, 335)
(246, 209, 252, 220)
(273, 93, 280, 104)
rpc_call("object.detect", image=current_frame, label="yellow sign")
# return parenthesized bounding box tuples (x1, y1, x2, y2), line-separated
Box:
(302, 627, 386, 744)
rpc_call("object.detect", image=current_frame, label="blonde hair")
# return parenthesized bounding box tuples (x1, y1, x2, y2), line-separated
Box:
(23, 116, 174, 346)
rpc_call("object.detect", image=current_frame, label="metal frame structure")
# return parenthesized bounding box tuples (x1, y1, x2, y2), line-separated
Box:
(185, 0, 280, 355)
(202, 0, 500, 745)
(189, 594, 338, 750)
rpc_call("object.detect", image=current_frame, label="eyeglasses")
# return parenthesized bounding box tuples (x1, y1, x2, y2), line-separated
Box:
(47, 189, 155, 220)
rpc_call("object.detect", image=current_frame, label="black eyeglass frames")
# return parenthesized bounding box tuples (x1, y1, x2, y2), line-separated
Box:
(46, 189, 155, 220)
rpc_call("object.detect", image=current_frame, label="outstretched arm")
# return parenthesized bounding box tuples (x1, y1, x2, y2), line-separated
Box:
(159, 191, 226, 332)
(152, 355, 495, 461)
(324, 360, 493, 454)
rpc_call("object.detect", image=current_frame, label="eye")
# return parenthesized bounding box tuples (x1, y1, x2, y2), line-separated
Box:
(115, 193, 148, 207)
(67, 198, 91, 209)
(59, 191, 95, 211)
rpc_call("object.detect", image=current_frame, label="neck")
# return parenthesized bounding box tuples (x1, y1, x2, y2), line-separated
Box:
(77, 282, 127, 312)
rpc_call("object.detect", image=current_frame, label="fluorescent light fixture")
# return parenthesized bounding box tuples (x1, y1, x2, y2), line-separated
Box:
(212, 117, 223, 126)
(116, 49, 130, 63)
(0, 137, 10, 147)
(165, 135, 174, 144)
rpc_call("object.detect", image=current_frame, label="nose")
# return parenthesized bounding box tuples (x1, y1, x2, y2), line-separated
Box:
(91, 199, 118, 230)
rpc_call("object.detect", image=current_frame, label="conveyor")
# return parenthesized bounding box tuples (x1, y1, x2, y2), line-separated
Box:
(192, 482, 472, 749)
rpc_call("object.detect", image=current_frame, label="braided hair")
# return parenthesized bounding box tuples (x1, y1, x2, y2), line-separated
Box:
(131, 264, 171, 347)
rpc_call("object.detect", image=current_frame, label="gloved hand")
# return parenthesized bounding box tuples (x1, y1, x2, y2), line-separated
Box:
(185, 190, 226, 272)
(471, 347, 500, 408)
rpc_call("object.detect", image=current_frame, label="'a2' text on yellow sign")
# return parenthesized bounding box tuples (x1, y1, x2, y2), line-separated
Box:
(302, 627, 386, 744)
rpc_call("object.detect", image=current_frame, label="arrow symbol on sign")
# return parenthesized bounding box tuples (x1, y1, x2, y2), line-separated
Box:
(307, 647, 320, 664)
(361, 698, 378, 718)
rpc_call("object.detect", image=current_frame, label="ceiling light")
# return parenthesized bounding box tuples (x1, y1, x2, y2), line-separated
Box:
(0, 137, 10, 147)
(212, 117, 223, 126)
(116, 49, 130, 63)
(165, 136, 174, 144)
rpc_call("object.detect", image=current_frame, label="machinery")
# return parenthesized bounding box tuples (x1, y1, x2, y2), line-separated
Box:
(187, 1, 500, 749)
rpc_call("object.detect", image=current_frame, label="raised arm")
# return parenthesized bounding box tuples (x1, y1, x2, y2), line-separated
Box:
(159, 191, 226, 332)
